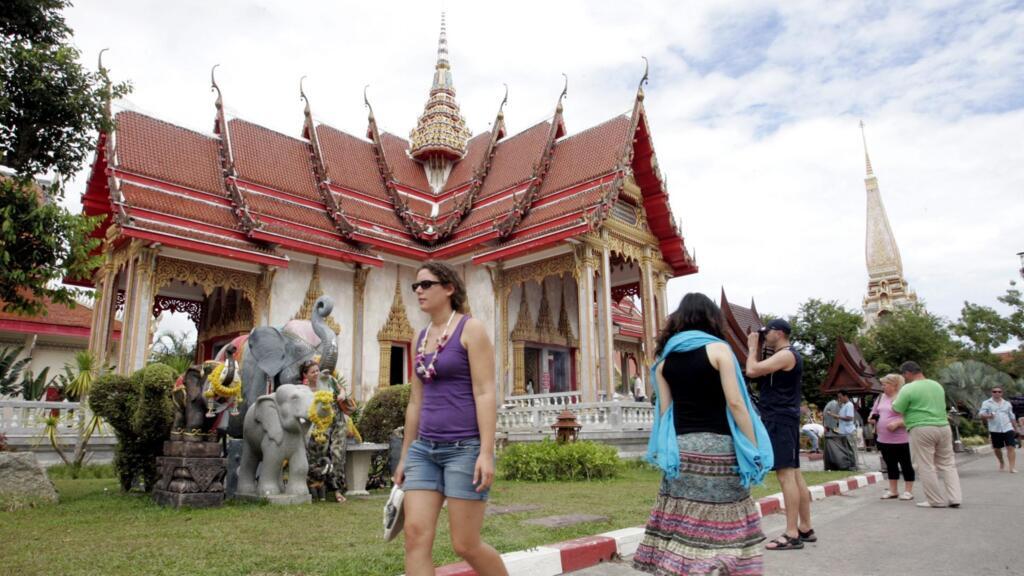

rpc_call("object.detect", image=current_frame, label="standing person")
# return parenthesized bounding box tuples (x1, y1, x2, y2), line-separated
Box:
(746, 319, 816, 550)
(633, 374, 647, 403)
(634, 293, 770, 576)
(892, 361, 962, 509)
(979, 386, 1019, 473)
(827, 391, 858, 458)
(393, 262, 508, 576)
(870, 374, 915, 500)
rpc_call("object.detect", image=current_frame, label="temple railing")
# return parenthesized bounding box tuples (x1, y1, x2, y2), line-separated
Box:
(497, 398, 653, 432)
(502, 391, 582, 409)
(0, 400, 114, 437)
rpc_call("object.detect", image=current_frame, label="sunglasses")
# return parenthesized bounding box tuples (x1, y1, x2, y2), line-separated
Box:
(992, 390, 1003, 394)
(411, 280, 444, 292)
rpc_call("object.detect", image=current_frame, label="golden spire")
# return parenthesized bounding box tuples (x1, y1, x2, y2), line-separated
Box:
(409, 12, 472, 165)
(860, 120, 874, 177)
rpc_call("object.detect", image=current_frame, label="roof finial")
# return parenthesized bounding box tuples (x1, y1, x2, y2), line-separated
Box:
(98, 48, 109, 76)
(211, 64, 223, 110)
(437, 12, 449, 68)
(638, 56, 649, 101)
(98, 48, 112, 122)
(860, 119, 874, 176)
(499, 83, 508, 116)
(300, 76, 310, 116)
(557, 73, 568, 114)
(363, 84, 375, 122)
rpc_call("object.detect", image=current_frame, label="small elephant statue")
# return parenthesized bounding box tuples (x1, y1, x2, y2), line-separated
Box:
(236, 384, 315, 498)
(171, 345, 238, 441)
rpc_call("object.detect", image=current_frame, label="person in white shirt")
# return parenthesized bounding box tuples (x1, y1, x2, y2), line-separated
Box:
(633, 375, 646, 402)
(979, 387, 1019, 473)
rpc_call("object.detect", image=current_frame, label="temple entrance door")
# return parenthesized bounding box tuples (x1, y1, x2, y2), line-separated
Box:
(389, 344, 408, 385)
(549, 349, 571, 392)
(524, 347, 541, 394)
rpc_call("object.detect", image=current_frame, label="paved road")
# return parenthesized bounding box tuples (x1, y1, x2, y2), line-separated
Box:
(572, 450, 1022, 575)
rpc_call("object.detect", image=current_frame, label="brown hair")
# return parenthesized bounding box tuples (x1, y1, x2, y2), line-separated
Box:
(655, 292, 724, 356)
(418, 261, 468, 313)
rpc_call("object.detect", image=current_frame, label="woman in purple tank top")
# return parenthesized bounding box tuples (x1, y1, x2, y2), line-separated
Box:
(394, 261, 508, 576)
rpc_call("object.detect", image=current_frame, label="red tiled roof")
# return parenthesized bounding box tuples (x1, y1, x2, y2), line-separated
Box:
(380, 133, 431, 193)
(478, 122, 550, 200)
(458, 194, 515, 229)
(228, 119, 320, 202)
(246, 191, 336, 233)
(259, 221, 369, 255)
(316, 124, 390, 201)
(341, 196, 407, 231)
(124, 217, 280, 257)
(0, 297, 120, 331)
(115, 111, 226, 196)
(121, 182, 238, 230)
(539, 115, 630, 196)
(444, 132, 490, 192)
(515, 185, 605, 231)
(727, 303, 763, 335)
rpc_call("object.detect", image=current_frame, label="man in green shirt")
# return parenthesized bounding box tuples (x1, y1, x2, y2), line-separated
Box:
(892, 361, 962, 509)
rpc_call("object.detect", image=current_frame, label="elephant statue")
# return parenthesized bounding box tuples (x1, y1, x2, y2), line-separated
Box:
(236, 384, 316, 498)
(171, 344, 239, 441)
(222, 296, 338, 438)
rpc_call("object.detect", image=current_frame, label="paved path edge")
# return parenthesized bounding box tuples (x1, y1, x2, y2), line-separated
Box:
(432, 471, 885, 576)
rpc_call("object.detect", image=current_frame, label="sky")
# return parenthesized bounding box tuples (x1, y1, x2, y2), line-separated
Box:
(62, 0, 1024, 346)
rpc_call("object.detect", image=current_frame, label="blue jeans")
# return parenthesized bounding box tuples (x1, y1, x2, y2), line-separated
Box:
(402, 438, 489, 501)
(801, 428, 820, 452)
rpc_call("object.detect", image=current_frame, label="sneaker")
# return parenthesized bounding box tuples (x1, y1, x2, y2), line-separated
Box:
(899, 492, 914, 501)
(916, 502, 947, 508)
(880, 490, 897, 499)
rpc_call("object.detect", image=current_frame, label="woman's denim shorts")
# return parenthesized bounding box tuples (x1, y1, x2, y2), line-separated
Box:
(402, 437, 489, 501)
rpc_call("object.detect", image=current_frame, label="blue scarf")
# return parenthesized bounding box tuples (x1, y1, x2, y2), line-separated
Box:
(645, 330, 774, 487)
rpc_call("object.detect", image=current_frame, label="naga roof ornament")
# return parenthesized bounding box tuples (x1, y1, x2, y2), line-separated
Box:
(409, 13, 472, 162)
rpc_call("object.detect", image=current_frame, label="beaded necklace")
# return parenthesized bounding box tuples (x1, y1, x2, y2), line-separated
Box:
(415, 310, 457, 381)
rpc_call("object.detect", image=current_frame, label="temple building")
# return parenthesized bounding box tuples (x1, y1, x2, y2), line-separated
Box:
(79, 18, 697, 403)
(860, 123, 917, 327)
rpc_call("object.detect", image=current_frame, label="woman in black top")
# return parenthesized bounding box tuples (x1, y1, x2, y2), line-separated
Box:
(633, 293, 765, 576)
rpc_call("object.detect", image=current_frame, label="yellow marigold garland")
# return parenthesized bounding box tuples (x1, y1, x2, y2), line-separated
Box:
(308, 390, 336, 444)
(203, 362, 243, 416)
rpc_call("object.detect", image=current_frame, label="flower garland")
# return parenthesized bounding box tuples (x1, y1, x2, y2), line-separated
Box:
(308, 390, 336, 444)
(415, 310, 457, 381)
(203, 362, 243, 416)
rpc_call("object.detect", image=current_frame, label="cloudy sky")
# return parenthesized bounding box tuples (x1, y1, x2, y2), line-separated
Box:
(63, 0, 1024, 343)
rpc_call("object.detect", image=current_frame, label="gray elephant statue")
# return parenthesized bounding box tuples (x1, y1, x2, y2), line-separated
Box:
(236, 384, 315, 498)
(224, 296, 338, 438)
(172, 345, 238, 441)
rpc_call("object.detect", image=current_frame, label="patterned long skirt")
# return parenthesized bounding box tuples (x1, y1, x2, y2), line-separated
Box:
(633, 433, 764, 576)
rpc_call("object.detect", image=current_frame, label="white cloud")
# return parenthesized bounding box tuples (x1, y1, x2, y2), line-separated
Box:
(62, 0, 1024, 333)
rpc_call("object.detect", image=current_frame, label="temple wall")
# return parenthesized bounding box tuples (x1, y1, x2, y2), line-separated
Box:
(362, 263, 428, 399)
(268, 261, 355, 394)
(463, 264, 494, 344)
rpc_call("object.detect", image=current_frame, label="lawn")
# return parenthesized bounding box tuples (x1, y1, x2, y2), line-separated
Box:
(0, 464, 851, 576)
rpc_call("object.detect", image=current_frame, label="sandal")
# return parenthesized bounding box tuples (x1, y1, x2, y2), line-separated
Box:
(798, 528, 817, 542)
(765, 534, 804, 550)
(335, 492, 347, 504)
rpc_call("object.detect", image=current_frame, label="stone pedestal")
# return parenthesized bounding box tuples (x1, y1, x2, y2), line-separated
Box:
(153, 440, 226, 509)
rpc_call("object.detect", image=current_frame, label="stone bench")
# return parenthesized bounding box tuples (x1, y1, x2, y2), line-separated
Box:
(343, 442, 388, 497)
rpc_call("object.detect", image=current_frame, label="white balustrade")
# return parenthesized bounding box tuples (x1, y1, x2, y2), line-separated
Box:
(497, 399, 653, 433)
(0, 400, 113, 437)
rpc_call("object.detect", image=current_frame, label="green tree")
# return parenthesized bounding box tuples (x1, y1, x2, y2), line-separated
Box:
(789, 299, 863, 406)
(952, 281, 1024, 376)
(938, 360, 1018, 414)
(860, 304, 956, 376)
(149, 330, 196, 376)
(1, 0, 130, 315)
(0, 345, 30, 396)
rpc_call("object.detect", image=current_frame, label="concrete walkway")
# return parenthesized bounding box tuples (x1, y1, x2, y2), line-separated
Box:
(571, 449, 1022, 575)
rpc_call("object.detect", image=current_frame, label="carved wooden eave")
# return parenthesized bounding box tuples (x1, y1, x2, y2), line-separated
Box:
(720, 288, 763, 367)
(510, 286, 536, 341)
(293, 260, 341, 334)
(377, 276, 415, 342)
(820, 336, 883, 395)
(493, 77, 567, 239)
(211, 67, 260, 234)
(586, 173, 626, 232)
(434, 87, 508, 239)
(301, 80, 356, 239)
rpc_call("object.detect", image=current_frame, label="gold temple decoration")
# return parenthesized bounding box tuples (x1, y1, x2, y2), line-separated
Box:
(510, 286, 535, 342)
(557, 285, 577, 347)
(499, 253, 577, 296)
(151, 257, 259, 307)
(377, 275, 415, 343)
(409, 13, 472, 178)
(293, 260, 341, 334)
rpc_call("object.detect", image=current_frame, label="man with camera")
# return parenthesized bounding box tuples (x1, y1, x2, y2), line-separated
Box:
(747, 319, 815, 550)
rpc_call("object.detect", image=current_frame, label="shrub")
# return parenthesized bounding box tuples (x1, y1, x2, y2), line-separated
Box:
(499, 439, 621, 481)
(89, 363, 176, 492)
(961, 435, 990, 447)
(358, 384, 410, 443)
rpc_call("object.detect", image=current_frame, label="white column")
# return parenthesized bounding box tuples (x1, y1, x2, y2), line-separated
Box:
(575, 247, 597, 401)
(640, 248, 658, 364)
(596, 239, 615, 400)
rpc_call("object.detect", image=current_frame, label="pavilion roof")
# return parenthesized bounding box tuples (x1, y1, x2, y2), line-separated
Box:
(720, 288, 764, 366)
(0, 297, 121, 340)
(820, 336, 883, 395)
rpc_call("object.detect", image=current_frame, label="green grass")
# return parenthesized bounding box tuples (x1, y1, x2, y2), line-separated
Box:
(0, 466, 851, 576)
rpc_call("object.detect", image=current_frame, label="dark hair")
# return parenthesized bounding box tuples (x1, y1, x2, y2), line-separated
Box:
(899, 361, 923, 375)
(300, 360, 319, 376)
(418, 261, 468, 313)
(655, 292, 724, 356)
